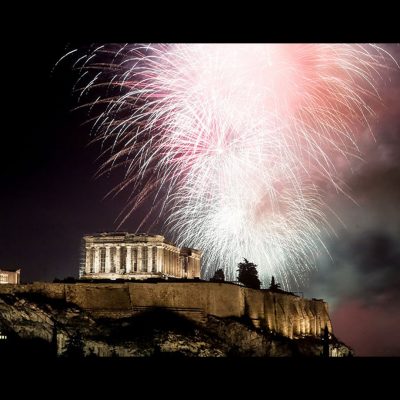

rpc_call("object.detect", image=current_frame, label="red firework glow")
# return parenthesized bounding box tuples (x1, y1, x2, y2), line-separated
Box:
(67, 44, 397, 287)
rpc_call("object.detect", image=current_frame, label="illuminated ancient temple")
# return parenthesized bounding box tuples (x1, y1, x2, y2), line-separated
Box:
(80, 232, 201, 280)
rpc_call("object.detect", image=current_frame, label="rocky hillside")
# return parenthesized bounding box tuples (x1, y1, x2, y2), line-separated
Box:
(0, 290, 352, 357)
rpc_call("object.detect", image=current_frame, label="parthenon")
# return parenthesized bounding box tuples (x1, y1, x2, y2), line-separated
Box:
(80, 232, 201, 280)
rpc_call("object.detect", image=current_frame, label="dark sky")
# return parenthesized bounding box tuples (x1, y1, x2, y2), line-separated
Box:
(1, 40, 399, 356)
(302, 45, 400, 356)
(1, 42, 123, 282)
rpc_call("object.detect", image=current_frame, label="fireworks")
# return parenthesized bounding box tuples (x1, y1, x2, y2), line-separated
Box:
(69, 44, 396, 287)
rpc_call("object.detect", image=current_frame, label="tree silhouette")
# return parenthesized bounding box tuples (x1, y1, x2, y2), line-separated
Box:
(237, 259, 261, 289)
(322, 325, 330, 358)
(211, 268, 225, 282)
(63, 332, 85, 358)
(269, 276, 281, 291)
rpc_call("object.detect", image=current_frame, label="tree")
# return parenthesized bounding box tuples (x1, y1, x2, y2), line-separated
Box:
(63, 332, 85, 358)
(211, 268, 225, 282)
(237, 258, 261, 289)
(322, 325, 330, 358)
(269, 276, 281, 291)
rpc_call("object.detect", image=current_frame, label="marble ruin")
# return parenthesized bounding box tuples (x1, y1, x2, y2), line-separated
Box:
(80, 232, 201, 280)
(0, 268, 20, 284)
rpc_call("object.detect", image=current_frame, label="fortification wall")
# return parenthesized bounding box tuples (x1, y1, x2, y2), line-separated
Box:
(0, 282, 331, 338)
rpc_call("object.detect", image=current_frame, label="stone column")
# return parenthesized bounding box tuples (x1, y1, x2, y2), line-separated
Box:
(177, 251, 182, 277)
(94, 246, 100, 273)
(195, 257, 201, 278)
(126, 245, 132, 273)
(115, 246, 121, 273)
(173, 251, 177, 276)
(147, 246, 153, 273)
(187, 257, 192, 278)
(175, 251, 180, 277)
(133, 247, 137, 272)
(85, 247, 91, 274)
(169, 250, 173, 275)
(156, 246, 163, 273)
(105, 246, 111, 273)
(137, 246, 143, 272)
(180, 255, 186, 278)
(167, 249, 171, 275)
(172, 250, 176, 277)
(164, 248, 168, 275)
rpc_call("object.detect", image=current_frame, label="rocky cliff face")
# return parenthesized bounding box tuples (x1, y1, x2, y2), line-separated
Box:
(0, 289, 351, 357)
(0, 281, 335, 339)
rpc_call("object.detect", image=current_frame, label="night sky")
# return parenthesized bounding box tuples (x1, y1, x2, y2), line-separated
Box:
(1, 40, 399, 356)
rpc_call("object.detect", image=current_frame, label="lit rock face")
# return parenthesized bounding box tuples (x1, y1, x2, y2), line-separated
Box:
(0, 282, 352, 357)
(80, 232, 201, 280)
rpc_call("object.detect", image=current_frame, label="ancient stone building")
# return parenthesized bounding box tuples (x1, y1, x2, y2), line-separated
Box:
(80, 232, 201, 280)
(0, 268, 21, 284)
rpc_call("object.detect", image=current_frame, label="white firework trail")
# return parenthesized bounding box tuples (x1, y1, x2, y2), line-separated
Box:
(65, 43, 397, 288)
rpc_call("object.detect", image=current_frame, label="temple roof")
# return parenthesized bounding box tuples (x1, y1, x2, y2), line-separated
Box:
(0, 268, 21, 272)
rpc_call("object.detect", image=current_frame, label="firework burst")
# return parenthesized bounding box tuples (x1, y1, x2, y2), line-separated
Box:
(69, 43, 396, 287)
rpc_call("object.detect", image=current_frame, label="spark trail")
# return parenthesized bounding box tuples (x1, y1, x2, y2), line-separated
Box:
(70, 43, 396, 287)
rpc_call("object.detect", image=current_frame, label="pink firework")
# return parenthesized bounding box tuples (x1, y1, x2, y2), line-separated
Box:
(69, 43, 396, 287)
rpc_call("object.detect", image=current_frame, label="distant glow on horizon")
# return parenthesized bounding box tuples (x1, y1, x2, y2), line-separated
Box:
(70, 43, 397, 287)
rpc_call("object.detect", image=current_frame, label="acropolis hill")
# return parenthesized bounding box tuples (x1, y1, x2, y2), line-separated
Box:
(0, 280, 351, 357)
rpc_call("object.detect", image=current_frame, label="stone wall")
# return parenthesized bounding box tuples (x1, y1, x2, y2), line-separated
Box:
(0, 282, 332, 339)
